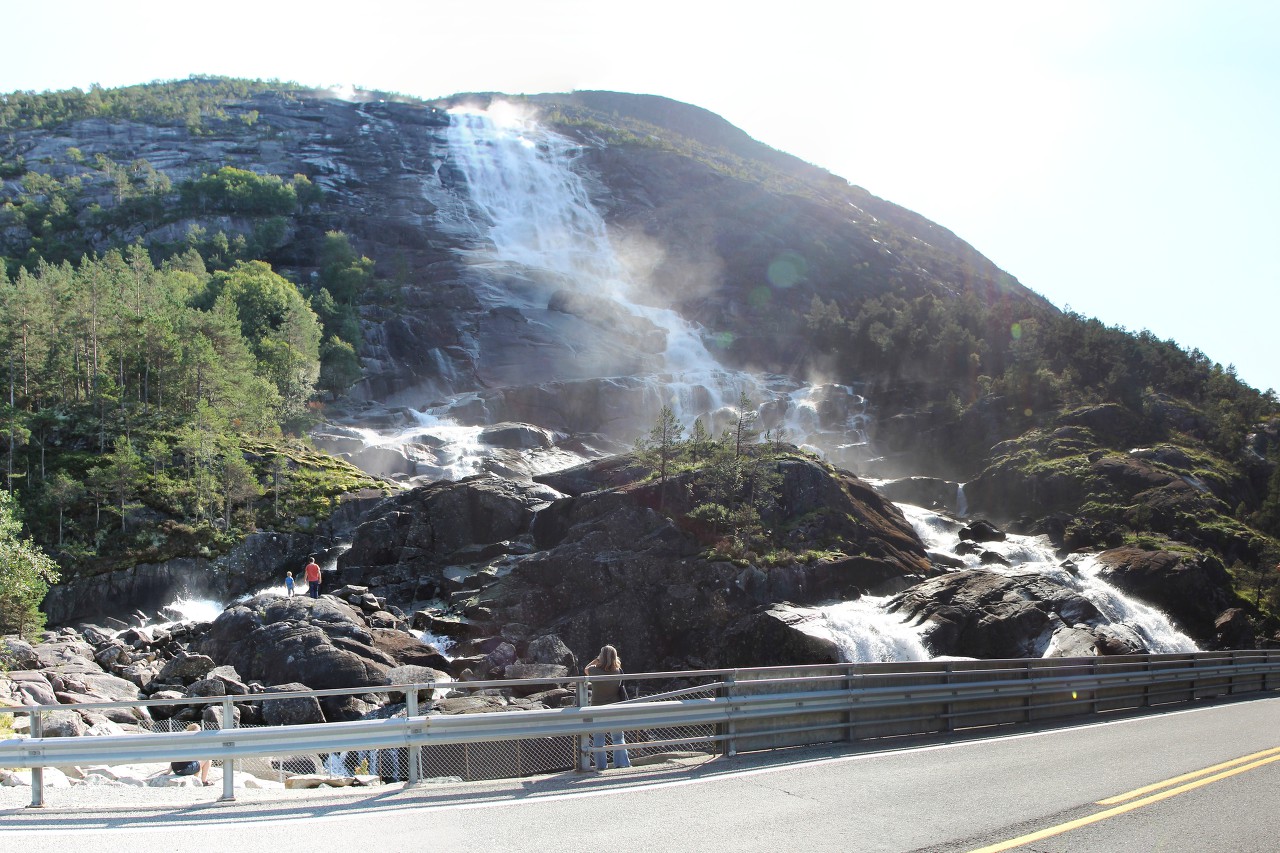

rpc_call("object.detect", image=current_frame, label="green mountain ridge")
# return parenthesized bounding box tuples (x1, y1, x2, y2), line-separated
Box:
(0, 77, 1276, 645)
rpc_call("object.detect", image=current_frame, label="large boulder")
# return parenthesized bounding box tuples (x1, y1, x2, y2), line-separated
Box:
(1, 636, 39, 670)
(158, 652, 217, 684)
(1094, 547, 1236, 643)
(42, 710, 87, 738)
(261, 682, 326, 726)
(197, 596, 395, 689)
(887, 570, 1128, 659)
(526, 635, 577, 671)
(385, 665, 450, 703)
(720, 606, 843, 667)
(5, 671, 58, 706)
(370, 628, 451, 670)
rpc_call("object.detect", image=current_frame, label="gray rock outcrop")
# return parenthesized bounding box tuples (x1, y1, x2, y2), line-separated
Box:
(887, 570, 1147, 659)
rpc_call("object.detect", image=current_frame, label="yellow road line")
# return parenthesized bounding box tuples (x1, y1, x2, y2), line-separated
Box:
(1096, 745, 1280, 805)
(969, 750, 1280, 853)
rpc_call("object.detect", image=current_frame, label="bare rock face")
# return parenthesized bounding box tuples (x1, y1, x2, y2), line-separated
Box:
(197, 596, 396, 690)
(42, 531, 324, 628)
(887, 570, 1128, 659)
(482, 472, 929, 670)
(328, 454, 934, 673)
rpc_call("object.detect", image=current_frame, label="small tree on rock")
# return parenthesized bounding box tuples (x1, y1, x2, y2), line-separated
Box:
(636, 405, 684, 510)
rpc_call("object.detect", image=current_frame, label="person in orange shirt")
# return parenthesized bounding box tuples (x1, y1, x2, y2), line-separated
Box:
(304, 555, 322, 599)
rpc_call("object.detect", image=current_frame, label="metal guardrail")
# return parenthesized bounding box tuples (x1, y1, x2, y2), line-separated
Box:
(4, 650, 1279, 808)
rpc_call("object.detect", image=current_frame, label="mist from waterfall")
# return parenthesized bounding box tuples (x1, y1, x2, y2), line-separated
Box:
(447, 106, 718, 373)
(342, 105, 876, 480)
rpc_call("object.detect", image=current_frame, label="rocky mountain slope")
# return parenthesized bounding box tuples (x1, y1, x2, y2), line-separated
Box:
(1, 78, 1277, 673)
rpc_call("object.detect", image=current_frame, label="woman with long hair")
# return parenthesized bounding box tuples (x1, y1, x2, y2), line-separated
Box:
(584, 644, 632, 770)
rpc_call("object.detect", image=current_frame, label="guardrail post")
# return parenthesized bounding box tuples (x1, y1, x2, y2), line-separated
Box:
(1090, 660, 1099, 715)
(723, 672, 737, 758)
(943, 663, 954, 733)
(575, 681, 590, 772)
(1024, 661, 1033, 723)
(845, 664, 856, 742)
(28, 711, 44, 809)
(220, 696, 236, 802)
(407, 687, 421, 785)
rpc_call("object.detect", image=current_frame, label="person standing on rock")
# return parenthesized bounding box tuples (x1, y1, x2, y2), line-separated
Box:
(584, 644, 632, 771)
(285, 571, 295, 596)
(304, 555, 322, 599)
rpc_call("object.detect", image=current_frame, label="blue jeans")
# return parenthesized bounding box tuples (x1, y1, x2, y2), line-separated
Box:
(591, 731, 630, 769)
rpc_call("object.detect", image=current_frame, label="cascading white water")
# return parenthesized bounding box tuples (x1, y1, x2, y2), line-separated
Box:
(155, 596, 223, 627)
(349, 105, 876, 480)
(410, 629, 456, 658)
(819, 597, 932, 662)
(819, 502, 1200, 661)
(1050, 555, 1198, 654)
(447, 106, 743, 399)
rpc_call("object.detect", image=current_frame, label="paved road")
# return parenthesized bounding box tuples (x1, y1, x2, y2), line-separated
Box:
(4, 696, 1280, 852)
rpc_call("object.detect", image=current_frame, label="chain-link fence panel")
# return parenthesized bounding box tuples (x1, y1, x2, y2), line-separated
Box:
(134, 683, 721, 786)
(141, 719, 289, 783)
(618, 687, 718, 760)
(417, 736, 576, 782)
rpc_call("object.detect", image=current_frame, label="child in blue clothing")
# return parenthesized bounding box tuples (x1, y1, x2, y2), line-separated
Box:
(285, 571, 295, 596)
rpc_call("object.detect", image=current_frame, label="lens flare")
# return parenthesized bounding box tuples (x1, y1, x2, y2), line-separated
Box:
(767, 251, 807, 288)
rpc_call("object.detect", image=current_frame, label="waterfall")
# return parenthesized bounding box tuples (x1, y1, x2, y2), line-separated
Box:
(820, 597, 932, 662)
(375, 105, 876, 471)
(155, 595, 223, 627)
(955, 482, 968, 517)
(447, 107, 730, 383)
(818, 502, 1200, 661)
(1058, 555, 1199, 654)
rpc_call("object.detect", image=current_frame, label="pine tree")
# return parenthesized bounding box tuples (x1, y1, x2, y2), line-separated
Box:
(732, 392, 758, 457)
(0, 491, 59, 639)
(221, 450, 263, 527)
(43, 472, 84, 547)
(102, 435, 145, 533)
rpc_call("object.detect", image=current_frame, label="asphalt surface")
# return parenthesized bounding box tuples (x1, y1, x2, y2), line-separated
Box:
(5, 696, 1280, 852)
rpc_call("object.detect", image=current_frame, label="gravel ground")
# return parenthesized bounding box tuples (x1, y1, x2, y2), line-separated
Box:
(0, 751, 716, 815)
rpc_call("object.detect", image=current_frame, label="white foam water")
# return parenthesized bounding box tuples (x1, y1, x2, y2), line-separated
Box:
(820, 596, 933, 663)
(156, 596, 224, 626)
(817, 502, 1200, 661)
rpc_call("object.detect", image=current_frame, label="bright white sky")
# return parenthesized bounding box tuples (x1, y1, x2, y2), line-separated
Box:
(5, 0, 1278, 393)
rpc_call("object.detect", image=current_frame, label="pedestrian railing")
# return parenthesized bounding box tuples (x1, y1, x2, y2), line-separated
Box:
(4, 650, 1279, 808)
